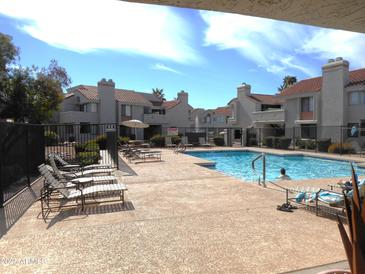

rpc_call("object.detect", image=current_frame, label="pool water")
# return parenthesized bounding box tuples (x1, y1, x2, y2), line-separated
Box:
(186, 151, 365, 182)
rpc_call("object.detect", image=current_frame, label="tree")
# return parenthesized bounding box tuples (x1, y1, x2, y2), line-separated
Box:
(0, 32, 71, 123)
(152, 88, 166, 101)
(278, 75, 297, 92)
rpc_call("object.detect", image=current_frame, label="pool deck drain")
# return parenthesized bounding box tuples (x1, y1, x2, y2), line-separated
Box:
(0, 148, 356, 273)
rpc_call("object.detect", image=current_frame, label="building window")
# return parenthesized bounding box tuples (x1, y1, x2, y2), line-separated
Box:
(121, 105, 132, 116)
(349, 91, 362, 105)
(205, 114, 211, 123)
(301, 124, 316, 139)
(348, 123, 359, 137)
(301, 97, 314, 112)
(86, 103, 97, 113)
(80, 123, 90, 134)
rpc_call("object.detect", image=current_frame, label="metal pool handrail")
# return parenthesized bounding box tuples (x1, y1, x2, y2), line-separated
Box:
(251, 153, 266, 187)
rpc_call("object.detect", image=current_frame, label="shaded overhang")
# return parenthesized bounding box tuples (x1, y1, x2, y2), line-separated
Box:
(124, 0, 365, 33)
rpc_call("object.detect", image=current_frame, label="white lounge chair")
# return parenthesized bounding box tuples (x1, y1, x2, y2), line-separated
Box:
(51, 153, 113, 170)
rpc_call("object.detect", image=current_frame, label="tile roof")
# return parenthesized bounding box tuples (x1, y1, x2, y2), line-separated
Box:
(280, 68, 365, 96)
(163, 100, 180, 110)
(249, 94, 283, 104)
(71, 85, 153, 106)
(214, 107, 232, 116)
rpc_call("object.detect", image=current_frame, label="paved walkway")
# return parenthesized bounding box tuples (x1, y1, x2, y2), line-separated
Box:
(0, 148, 350, 273)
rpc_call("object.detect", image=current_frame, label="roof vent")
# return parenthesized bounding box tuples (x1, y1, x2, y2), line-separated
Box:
(335, 57, 343, 61)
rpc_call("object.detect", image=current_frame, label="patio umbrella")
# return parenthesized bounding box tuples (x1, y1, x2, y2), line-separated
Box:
(121, 119, 149, 129)
(121, 119, 149, 139)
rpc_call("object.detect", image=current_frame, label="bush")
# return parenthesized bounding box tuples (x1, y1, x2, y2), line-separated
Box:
(74, 143, 85, 153)
(296, 138, 306, 149)
(95, 135, 107, 149)
(118, 136, 130, 145)
(84, 141, 100, 152)
(213, 136, 225, 146)
(44, 131, 58, 145)
(306, 139, 317, 150)
(76, 152, 100, 166)
(328, 143, 355, 154)
(68, 136, 75, 142)
(171, 135, 181, 145)
(263, 136, 274, 148)
(150, 134, 165, 147)
(277, 137, 291, 149)
(317, 138, 331, 152)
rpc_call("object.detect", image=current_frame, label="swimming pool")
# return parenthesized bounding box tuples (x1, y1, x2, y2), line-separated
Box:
(186, 150, 365, 182)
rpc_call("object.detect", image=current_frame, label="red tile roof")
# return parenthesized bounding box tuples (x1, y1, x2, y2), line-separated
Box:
(280, 68, 365, 96)
(214, 106, 232, 116)
(71, 85, 152, 105)
(249, 94, 283, 104)
(163, 100, 180, 110)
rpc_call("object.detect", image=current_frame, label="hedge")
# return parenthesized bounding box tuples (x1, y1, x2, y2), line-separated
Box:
(263, 136, 291, 149)
(95, 135, 107, 149)
(76, 152, 101, 166)
(84, 141, 100, 152)
(150, 134, 165, 147)
(248, 138, 257, 146)
(263, 136, 274, 148)
(118, 136, 130, 145)
(328, 143, 355, 154)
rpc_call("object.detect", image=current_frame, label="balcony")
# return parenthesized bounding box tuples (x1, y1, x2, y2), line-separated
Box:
(252, 109, 285, 124)
(144, 113, 168, 124)
(59, 111, 98, 124)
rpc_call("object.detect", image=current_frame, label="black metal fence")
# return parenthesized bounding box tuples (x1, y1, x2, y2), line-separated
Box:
(246, 125, 364, 154)
(0, 122, 45, 206)
(0, 122, 120, 207)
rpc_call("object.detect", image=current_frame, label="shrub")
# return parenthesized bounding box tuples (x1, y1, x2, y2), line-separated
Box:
(44, 131, 58, 145)
(305, 139, 317, 150)
(317, 138, 331, 152)
(68, 136, 75, 142)
(328, 143, 355, 154)
(263, 136, 274, 148)
(171, 135, 181, 145)
(76, 152, 100, 166)
(150, 134, 165, 147)
(277, 137, 291, 149)
(95, 135, 107, 149)
(248, 138, 257, 146)
(213, 136, 225, 146)
(118, 136, 130, 145)
(296, 138, 306, 149)
(74, 143, 85, 153)
(84, 141, 100, 152)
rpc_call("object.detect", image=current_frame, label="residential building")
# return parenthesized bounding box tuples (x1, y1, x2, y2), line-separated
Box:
(55, 79, 193, 140)
(190, 106, 232, 128)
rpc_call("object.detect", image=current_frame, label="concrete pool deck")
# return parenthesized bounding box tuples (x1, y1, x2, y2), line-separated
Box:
(0, 147, 355, 273)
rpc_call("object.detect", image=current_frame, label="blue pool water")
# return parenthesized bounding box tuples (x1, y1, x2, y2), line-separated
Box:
(186, 151, 365, 182)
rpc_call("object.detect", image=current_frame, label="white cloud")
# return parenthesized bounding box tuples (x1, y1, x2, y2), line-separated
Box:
(151, 63, 183, 74)
(200, 11, 365, 76)
(0, 0, 200, 64)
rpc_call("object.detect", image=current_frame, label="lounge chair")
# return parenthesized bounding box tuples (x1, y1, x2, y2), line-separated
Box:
(199, 137, 212, 148)
(38, 164, 128, 221)
(165, 136, 176, 148)
(49, 154, 114, 180)
(128, 149, 162, 163)
(51, 153, 112, 170)
(181, 136, 193, 148)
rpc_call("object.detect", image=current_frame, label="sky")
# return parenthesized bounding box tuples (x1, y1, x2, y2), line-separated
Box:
(1, 0, 365, 109)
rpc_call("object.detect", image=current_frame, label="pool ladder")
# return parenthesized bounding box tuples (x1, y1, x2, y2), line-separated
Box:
(251, 153, 267, 187)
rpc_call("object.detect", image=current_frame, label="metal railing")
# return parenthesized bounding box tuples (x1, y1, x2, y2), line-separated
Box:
(251, 153, 266, 187)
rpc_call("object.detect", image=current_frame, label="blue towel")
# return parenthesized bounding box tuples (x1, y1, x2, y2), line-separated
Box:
(295, 192, 305, 203)
(318, 191, 343, 204)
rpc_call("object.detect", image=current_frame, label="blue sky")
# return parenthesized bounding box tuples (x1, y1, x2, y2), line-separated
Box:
(1, 0, 365, 109)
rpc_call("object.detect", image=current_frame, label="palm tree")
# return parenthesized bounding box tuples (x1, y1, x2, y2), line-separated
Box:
(152, 88, 166, 101)
(278, 75, 297, 92)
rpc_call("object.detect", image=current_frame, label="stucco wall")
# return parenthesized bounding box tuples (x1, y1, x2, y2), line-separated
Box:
(166, 103, 192, 128)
